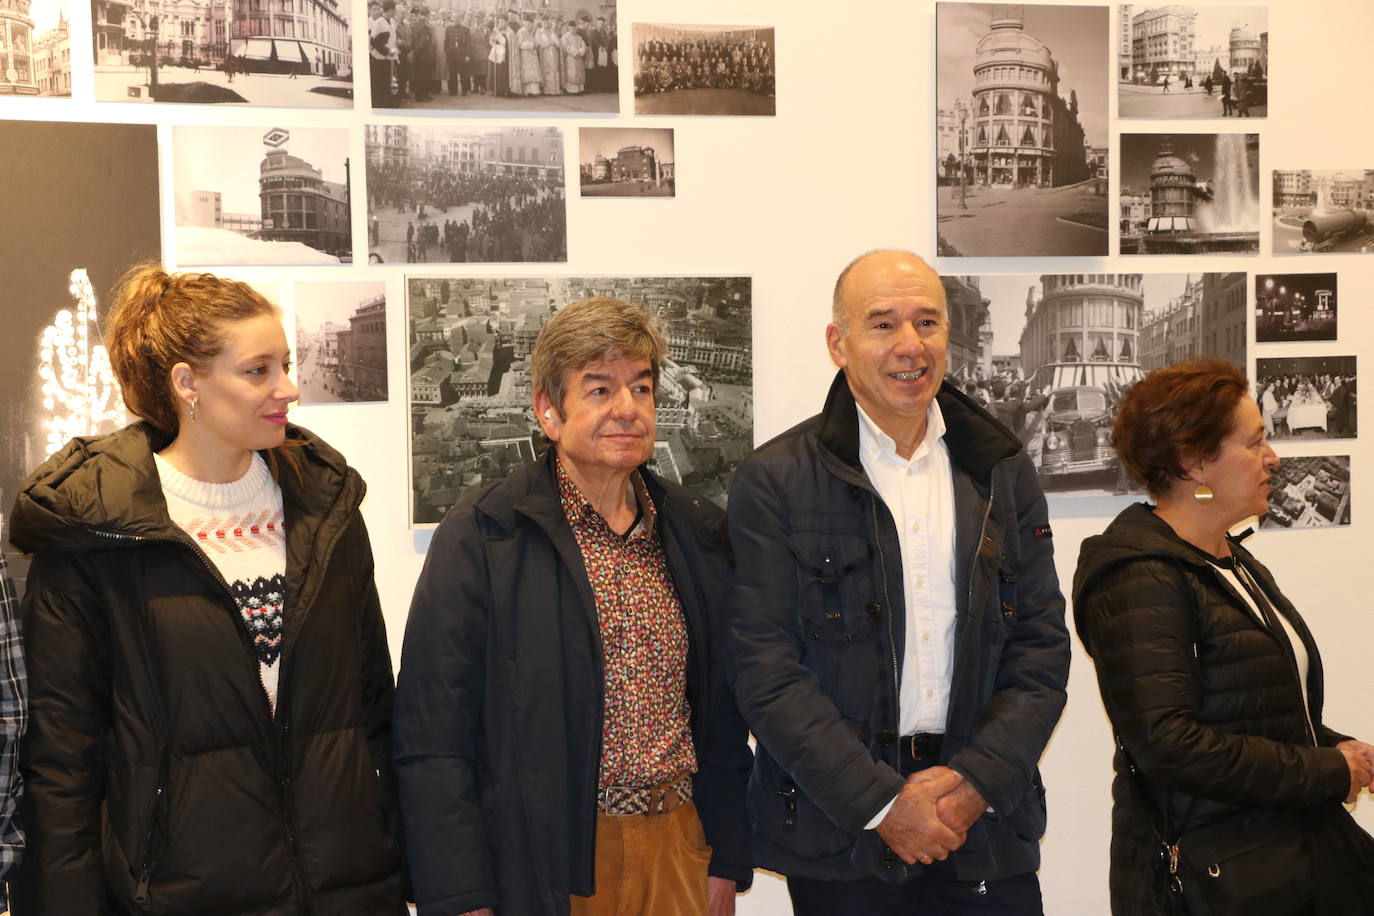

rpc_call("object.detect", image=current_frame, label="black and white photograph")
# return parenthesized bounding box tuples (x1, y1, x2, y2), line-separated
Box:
(1118, 5, 1268, 118)
(406, 275, 752, 525)
(92, 0, 353, 105)
(173, 126, 352, 265)
(1272, 169, 1374, 254)
(1120, 132, 1259, 254)
(364, 124, 566, 264)
(1, 0, 72, 96)
(935, 4, 1109, 257)
(632, 23, 774, 116)
(368, 1, 618, 112)
(1259, 455, 1350, 529)
(1255, 356, 1356, 441)
(579, 127, 674, 198)
(941, 272, 1246, 496)
(294, 281, 389, 404)
(0, 120, 161, 588)
(1256, 273, 1337, 342)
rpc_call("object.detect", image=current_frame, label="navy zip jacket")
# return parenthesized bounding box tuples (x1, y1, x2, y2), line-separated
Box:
(727, 371, 1070, 883)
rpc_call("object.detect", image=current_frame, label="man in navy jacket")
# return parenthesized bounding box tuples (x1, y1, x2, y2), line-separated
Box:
(728, 250, 1069, 914)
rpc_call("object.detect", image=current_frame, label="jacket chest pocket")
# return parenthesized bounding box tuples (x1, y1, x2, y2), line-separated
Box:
(790, 531, 877, 643)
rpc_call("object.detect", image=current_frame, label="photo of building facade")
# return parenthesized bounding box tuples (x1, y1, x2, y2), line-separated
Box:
(579, 127, 675, 197)
(295, 281, 388, 404)
(1118, 5, 1268, 118)
(936, 3, 1109, 256)
(1, 0, 70, 96)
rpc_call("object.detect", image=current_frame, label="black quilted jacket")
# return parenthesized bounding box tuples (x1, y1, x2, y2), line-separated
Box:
(1072, 502, 1351, 916)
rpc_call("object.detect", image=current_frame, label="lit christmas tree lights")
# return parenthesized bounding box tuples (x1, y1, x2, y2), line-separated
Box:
(37, 269, 128, 457)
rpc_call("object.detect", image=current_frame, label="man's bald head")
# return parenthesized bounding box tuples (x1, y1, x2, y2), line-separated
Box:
(831, 250, 946, 333)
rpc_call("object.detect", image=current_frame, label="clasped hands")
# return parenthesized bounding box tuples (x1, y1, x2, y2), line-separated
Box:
(874, 765, 986, 867)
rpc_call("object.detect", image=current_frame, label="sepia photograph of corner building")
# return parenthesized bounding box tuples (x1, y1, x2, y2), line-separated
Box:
(91, 0, 353, 105)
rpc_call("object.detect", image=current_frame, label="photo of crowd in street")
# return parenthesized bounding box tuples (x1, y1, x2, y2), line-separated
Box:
(1120, 132, 1259, 254)
(1272, 169, 1374, 254)
(367, 0, 618, 112)
(364, 124, 566, 264)
(941, 271, 1246, 496)
(632, 24, 775, 116)
(1255, 273, 1337, 342)
(293, 281, 388, 404)
(1118, 5, 1268, 119)
(1, 0, 71, 97)
(91, 0, 353, 105)
(1255, 356, 1356, 441)
(173, 125, 352, 265)
(935, 3, 1109, 257)
(406, 275, 752, 525)
(579, 128, 674, 198)
(1258, 455, 1351, 529)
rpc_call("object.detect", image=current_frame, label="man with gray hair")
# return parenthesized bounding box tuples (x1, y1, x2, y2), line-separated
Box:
(728, 250, 1069, 914)
(396, 296, 752, 916)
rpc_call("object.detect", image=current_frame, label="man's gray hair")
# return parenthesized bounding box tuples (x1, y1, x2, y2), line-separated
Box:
(531, 297, 667, 417)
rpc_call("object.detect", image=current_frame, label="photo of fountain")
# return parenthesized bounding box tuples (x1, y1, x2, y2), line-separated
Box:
(1119, 132, 1260, 254)
(1272, 168, 1374, 254)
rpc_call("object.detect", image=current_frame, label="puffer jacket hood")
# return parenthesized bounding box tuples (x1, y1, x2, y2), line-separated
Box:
(11, 421, 357, 559)
(1071, 501, 1210, 608)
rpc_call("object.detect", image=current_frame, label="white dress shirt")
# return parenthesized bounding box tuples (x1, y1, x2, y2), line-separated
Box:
(855, 401, 960, 828)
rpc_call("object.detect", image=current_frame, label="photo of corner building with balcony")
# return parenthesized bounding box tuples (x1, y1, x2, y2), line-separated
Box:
(941, 272, 1246, 497)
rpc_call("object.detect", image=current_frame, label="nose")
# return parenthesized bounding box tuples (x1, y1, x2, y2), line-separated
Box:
(893, 321, 926, 358)
(609, 385, 637, 418)
(279, 370, 300, 405)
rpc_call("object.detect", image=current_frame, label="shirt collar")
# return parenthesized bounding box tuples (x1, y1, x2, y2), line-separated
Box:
(856, 399, 947, 468)
(555, 454, 658, 536)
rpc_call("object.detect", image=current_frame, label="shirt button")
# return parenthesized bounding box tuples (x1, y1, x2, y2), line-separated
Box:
(926, 689, 935, 698)
(916, 577, 925, 587)
(911, 521, 920, 532)
(922, 632, 930, 641)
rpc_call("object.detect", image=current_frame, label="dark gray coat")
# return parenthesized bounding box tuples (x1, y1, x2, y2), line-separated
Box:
(394, 449, 752, 916)
(727, 371, 1070, 883)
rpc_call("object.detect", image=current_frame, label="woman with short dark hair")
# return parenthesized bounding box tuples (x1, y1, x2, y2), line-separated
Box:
(1073, 357, 1374, 915)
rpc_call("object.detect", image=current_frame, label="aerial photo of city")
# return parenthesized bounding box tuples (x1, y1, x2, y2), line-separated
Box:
(406, 275, 752, 525)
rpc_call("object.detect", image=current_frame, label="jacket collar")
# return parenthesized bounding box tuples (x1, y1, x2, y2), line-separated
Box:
(816, 369, 1022, 487)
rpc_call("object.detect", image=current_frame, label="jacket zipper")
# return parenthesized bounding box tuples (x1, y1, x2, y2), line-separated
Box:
(132, 750, 170, 904)
(868, 495, 901, 766)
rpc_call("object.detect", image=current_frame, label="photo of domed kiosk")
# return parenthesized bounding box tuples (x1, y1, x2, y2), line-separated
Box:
(1120, 133, 1259, 254)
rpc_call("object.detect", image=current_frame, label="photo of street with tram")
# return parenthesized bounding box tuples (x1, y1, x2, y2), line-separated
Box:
(1272, 169, 1374, 254)
(579, 128, 674, 197)
(941, 271, 1245, 496)
(365, 124, 566, 264)
(935, 3, 1109, 257)
(1117, 5, 1267, 119)
(173, 125, 352, 265)
(1258, 455, 1351, 529)
(0, 0, 72, 97)
(294, 281, 388, 404)
(1255, 273, 1337, 342)
(1120, 132, 1259, 254)
(91, 0, 353, 105)
(405, 276, 751, 525)
(1255, 355, 1356, 442)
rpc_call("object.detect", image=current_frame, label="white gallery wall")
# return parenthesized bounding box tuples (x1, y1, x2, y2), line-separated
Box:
(3, 0, 1373, 913)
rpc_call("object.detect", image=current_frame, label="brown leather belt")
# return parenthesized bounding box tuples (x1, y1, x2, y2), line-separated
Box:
(597, 774, 693, 816)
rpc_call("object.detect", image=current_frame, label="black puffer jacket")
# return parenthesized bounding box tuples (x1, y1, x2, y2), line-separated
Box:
(8, 422, 406, 915)
(1072, 503, 1352, 916)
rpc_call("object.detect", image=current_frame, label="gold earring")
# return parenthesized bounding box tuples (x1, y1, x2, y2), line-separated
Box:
(189, 399, 199, 424)
(1193, 483, 1213, 503)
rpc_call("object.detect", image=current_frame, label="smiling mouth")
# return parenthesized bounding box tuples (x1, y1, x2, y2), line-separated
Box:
(889, 369, 928, 382)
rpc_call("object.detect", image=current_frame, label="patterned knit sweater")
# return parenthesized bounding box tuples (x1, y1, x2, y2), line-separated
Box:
(154, 451, 287, 714)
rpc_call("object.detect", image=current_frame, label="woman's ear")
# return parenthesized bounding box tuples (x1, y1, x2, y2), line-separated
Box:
(168, 361, 198, 407)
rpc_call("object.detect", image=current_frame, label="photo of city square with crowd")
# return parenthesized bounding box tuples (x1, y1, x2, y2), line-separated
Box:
(941, 271, 1245, 496)
(365, 124, 567, 264)
(1258, 455, 1351, 529)
(367, 0, 618, 112)
(935, 4, 1109, 257)
(406, 276, 752, 525)
(1255, 355, 1356, 442)
(90, 0, 353, 105)
(633, 24, 775, 116)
